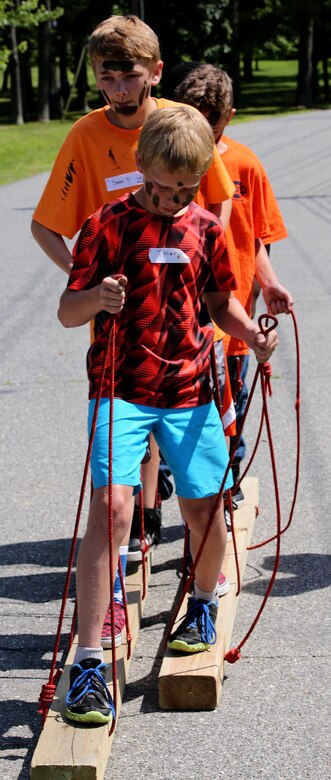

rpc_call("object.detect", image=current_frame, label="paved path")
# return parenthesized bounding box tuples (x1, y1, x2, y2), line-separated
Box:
(0, 110, 330, 779)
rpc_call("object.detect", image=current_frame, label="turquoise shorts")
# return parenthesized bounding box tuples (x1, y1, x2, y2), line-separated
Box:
(88, 398, 233, 499)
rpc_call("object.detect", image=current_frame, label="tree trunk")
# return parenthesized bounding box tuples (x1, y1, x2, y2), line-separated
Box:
(37, 5, 51, 122)
(9, 24, 24, 124)
(243, 50, 253, 80)
(322, 56, 330, 101)
(229, 0, 241, 106)
(297, 12, 315, 107)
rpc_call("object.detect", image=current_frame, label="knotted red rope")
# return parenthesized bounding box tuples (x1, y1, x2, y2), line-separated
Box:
(225, 310, 300, 663)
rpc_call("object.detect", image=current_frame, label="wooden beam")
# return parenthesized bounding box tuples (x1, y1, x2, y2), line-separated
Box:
(30, 554, 151, 780)
(158, 477, 259, 711)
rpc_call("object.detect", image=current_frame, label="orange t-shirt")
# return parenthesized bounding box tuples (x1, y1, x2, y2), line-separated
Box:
(225, 136, 288, 245)
(33, 99, 234, 240)
(213, 136, 287, 356)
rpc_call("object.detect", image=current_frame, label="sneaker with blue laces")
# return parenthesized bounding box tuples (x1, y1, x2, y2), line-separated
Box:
(64, 658, 115, 724)
(167, 596, 218, 653)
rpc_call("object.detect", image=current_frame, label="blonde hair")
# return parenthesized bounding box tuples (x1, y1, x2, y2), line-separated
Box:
(174, 63, 233, 119)
(138, 106, 215, 176)
(88, 15, 160, 67)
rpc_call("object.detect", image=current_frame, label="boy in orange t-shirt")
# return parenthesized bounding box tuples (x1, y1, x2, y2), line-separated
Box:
(172, 63, 293, 501)
(31, 18, 235, 649)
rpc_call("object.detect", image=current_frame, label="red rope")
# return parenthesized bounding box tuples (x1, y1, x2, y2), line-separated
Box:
(247, 310, 301, 549)
(225, 311, 300, 663)
(107, 321, 118, 735)
(170, 327, 272, 645)
(225, 351, 282, 662)
(38, 315, 117, 724)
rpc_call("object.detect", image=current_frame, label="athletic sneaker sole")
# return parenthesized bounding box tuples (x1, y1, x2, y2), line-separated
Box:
(167, 639, 212, 653)
(64, 707, 113, 724)
(101, 632, 122, 649)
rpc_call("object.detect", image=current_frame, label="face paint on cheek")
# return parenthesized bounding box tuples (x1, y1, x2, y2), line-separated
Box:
(181, 193, 195, 207)
(145, 180, 153, 197)
(152, 193, 160, 208)
(173, 194, 180, 205)
(138, 82, 151, 106)
(101, 89, 112, 106)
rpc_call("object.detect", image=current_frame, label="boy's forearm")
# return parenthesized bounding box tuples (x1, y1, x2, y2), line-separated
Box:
(254, 239, 278, 288)
(212, 295, 259, 349)
(255, 238, 294, 314)
(31, 220, 73, 275)
(58, 287, 101, 328)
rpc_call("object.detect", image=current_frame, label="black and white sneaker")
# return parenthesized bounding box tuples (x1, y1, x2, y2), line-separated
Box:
(231, 464, 245, 505)
(127, 506, 162, 562)
(224, 507, 233, 540)
(64, 658, 115, 724)
(167, 596, 218, 653)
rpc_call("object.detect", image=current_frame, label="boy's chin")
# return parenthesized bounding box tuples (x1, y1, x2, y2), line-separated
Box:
(115, 104, 138, 116)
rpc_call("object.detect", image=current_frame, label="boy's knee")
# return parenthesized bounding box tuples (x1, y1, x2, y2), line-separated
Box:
(90, 485, 133, 535)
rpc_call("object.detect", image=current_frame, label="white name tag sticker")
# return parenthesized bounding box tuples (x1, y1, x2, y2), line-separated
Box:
(149, 248, 190, 264)
(105, 171, 143, 192)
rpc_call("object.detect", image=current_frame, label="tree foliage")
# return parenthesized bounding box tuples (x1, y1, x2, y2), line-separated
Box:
(0, 0, 330, 123)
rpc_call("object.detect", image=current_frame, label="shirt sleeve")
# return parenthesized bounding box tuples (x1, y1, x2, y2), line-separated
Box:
(204, 222, 238, 294)
(258, 163, 288, 244)
(197, 146, 235, 207)
(33, 122, 90, 239)
(67, 207, 111, 291)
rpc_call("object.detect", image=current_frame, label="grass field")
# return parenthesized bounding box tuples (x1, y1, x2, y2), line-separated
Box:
(0, 59, 330, 185)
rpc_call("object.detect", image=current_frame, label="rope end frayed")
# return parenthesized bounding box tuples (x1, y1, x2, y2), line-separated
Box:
(224, 647, 241, 664)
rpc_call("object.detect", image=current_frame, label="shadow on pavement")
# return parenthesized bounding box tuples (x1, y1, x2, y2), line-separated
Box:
(0, 700, 42, 780)
(242, 552, 331, 596)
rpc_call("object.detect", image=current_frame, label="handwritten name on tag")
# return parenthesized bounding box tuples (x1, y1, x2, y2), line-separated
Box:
(149, 248, 190, 264)
(105, 171, 143, 192)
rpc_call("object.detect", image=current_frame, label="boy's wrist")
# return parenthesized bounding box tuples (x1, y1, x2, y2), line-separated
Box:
(245, 323, 260, 350)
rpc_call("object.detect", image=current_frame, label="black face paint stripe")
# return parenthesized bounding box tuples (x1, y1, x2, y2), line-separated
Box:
(102, 60, 135, 72)
(152, 193, 160, 208)
(146, 181, 153, 196)
(138, 82, 150, 106)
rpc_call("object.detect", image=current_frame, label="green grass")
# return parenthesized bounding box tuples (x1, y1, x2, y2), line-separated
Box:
(0, 59, 330, 185)
(0, 120, 73, 185)
(238, 59, 299, 117)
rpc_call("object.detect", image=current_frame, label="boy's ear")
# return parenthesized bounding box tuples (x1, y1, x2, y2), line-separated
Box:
(150, 60, 163, 87)
(135, 151, 144, 173)
(225, 108, 236, 126)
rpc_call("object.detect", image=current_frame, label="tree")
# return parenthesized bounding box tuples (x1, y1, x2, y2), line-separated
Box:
(0, 0, 63, 123)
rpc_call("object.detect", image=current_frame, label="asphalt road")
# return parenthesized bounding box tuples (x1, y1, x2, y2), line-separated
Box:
(0, 110, 330, 779)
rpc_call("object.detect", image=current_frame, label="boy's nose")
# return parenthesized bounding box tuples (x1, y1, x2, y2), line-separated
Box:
(114, 81, 128, 97)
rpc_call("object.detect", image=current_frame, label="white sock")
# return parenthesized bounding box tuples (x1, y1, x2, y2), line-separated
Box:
(74, 646, 104, 665)
(194, 585, 218, 603)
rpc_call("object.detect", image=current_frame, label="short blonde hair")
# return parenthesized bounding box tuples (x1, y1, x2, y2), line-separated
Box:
(138, 106, 215, 176)
(88, 15, 160, 68)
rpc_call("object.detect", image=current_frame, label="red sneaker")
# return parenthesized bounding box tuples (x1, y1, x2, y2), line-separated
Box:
(217, 572, 230, 597)
(101, 601, 126, 648)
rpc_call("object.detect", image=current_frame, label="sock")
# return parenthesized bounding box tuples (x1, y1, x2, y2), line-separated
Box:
(74, 646, 104, 664)
(114, 545, 128, 604)
(194, 584, 218, 604)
